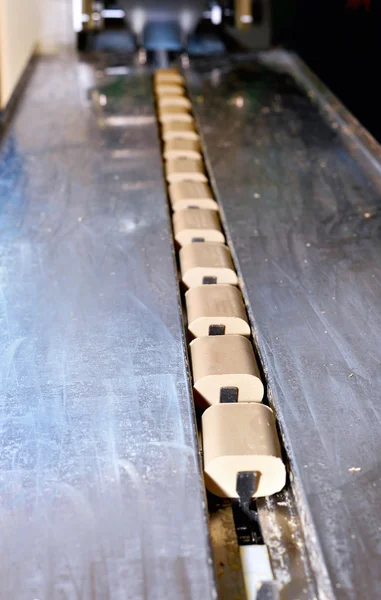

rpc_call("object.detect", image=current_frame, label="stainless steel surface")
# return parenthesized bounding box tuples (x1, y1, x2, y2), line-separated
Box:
(187, 50, 381, 600)
(0, 54, 215, 599)
(256, 489, 317, 600)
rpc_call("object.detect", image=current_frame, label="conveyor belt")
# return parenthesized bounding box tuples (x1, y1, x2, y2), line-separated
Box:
(0, 56, 215, 599)
(154, 68, 291, 600)
(187, 51, 381, 600)
(1, 49, 381, 599)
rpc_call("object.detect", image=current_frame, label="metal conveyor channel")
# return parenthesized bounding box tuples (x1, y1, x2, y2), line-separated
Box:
(0, 47, 381, 600)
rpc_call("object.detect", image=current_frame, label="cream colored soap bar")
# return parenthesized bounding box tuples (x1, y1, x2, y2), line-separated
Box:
(173, 209, 224, 247)
(166, 158, 207, 184)
(155, 83, 185, 96)
(202, 402, 286, 498)
(186, 284, 250, 337)
(158, 95, 192, 109)
(169, 181, 218, 211)
(154, 70, 184, 85)
(164, 139, 202, 160)
(162, 121, 199, 142)
(158, 106, 193, 124)
(155, 68, 180, 76)
(190, 335, 263, 406)
(155, 74, 184, 85)
(179, 242, 238, 288)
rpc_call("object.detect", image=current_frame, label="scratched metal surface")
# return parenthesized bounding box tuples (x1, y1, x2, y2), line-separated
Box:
(187, 52, 381, 600)
(0, 55, 215, 599)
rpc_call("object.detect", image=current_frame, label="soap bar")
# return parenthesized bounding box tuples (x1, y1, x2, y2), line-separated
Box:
(165, 158, 207, 183)
(164, 139, 202, 160)
(190, 335, 263, 406)
(158, 95, 192, 109)
(154, 69, 184, 85)
(155, 68, 181, 76)
(186, 284, 250, 337)
(169, 181, 218, 211)
(155, 83, 185, 96)
(179, 242, 238, 288)
(161, 121, 199, 141)
(158, 106, 193, 124)
(173, 209, 224, 247)
(202, 402, 286, 498)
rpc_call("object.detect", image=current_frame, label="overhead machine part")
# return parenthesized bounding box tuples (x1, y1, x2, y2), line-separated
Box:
(119, 0, 207, 48)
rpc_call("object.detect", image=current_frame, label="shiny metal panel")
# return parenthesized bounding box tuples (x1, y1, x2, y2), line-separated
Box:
(187, 51, 381, 600)
(0, 55, 215, 599)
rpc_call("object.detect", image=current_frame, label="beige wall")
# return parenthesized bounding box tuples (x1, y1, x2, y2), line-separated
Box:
(38, 0, 74, 54)
(0, 0, 40, 108)
(0, 0, 74, 109)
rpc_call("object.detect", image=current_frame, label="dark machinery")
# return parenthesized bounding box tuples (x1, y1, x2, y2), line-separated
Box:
(75, 0, 271, 52)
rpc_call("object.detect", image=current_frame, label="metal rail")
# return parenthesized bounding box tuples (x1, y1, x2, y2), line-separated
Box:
(0, 54, 214, 600)
(187, 49, 381, 600)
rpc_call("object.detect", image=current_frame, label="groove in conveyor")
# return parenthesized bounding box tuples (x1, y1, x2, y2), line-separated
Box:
(152, 66, 318, 600)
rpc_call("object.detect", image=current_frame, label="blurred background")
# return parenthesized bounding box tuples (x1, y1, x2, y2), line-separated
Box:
(0, 0, 380, 139)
